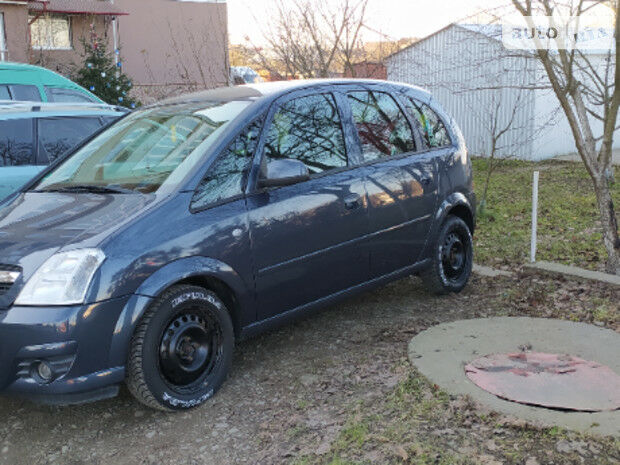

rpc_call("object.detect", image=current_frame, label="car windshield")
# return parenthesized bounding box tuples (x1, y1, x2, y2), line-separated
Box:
(34, 100, 251, 194)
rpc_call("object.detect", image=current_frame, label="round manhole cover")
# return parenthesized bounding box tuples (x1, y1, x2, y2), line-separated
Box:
(465, 352, 620, 412)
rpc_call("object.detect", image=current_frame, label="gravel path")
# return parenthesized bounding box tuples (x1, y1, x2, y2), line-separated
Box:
(0, 273, 615, 465)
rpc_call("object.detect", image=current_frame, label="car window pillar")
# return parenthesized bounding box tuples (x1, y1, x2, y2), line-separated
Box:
(332, 90, 363, 166)
(391, 92, 427, 153)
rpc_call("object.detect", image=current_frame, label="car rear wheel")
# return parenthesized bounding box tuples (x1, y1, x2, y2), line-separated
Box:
(421, 215, 473, 295)
(126, 284, 234, 411)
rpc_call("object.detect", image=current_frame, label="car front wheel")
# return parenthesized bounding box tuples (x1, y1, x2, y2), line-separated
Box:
(126, 284, 234, 411)
(421, 215, 473, 295)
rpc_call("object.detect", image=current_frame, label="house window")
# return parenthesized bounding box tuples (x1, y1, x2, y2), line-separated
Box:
(29, 14, 72, 50)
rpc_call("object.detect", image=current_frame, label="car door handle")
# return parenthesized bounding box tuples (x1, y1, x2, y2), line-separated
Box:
(344, 194, 361, 210)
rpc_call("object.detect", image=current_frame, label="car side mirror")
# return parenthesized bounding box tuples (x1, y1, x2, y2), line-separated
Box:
(259, 159, 310, 188)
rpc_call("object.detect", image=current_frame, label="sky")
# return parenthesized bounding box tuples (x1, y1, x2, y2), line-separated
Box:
(226, 0, 509, 45)
(226, 0, 615, 46)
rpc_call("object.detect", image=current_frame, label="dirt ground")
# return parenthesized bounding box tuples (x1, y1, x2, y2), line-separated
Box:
(0, 272, 617, 465)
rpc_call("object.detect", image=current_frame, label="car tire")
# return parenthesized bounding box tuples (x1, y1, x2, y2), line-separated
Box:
(420, 215, 473, 295)
(126, 284, 234, 411)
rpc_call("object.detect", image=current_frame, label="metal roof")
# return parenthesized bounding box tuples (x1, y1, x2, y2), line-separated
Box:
(387, 22, 614, 60)
(28, 0, 128, 16)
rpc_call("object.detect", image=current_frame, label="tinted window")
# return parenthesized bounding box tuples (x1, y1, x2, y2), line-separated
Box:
(191, 117, 263, 210)
(347, 91, 415, 161)
(45, 87, 97, 103)
(402, 97, 451, 148)
(37, 116, 104, 164)
(0, 85, 10, 100)
(263, 93, 346, 175)
(0, 119, 34, 166)
(9, 84, 41, 102)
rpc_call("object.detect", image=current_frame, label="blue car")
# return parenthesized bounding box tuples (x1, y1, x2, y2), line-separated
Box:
(0, 80, 475, 410)
(0, 102, 127, 202)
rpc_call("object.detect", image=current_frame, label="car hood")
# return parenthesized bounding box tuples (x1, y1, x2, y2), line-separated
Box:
(0, 192, 156, 307)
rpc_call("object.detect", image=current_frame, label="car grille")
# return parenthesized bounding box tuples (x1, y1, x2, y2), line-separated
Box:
(0, 264, 21, 297)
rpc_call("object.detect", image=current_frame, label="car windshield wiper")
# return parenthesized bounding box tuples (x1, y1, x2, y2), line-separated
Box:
(34, 184, 135, 194)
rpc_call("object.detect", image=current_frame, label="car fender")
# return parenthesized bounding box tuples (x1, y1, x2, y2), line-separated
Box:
(107, 256, 252, 368)
(434, 192, 475, 230)
(420, 192, 475, 262)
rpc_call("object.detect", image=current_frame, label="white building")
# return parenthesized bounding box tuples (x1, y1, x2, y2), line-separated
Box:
(386, 23, 619, 160)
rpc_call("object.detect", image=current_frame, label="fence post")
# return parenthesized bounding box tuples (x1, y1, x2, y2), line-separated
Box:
(530, 171, 539, 263)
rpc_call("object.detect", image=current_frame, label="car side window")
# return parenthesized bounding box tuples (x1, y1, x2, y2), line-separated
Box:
(0, 85, 10, 100)
(45, 87, 97, 103)
(346, 90, 415, 162)
(263, 93, 347, 175)
(8, 84, 41, 102)
(37, 117, 104, 164)
(191, 117, 263, 210)
(402, 97, 451, 148)
(0, 119, 35, 166)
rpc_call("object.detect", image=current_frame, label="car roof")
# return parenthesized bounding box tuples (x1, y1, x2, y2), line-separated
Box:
(152, 79, 432, 108)
(0, 100, 128, 118)
(0, 61, 104, 103)
(0, 62, 49, 72)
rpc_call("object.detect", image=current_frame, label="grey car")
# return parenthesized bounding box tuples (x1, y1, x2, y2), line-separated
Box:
(0, 80, 475, 410)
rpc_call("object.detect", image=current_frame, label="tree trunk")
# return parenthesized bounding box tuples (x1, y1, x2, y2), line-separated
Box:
(592, 173, 620, 274)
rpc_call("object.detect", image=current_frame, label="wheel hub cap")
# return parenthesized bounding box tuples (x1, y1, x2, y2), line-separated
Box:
(159, 314, 214, 386)
(442, 232, 466, 279)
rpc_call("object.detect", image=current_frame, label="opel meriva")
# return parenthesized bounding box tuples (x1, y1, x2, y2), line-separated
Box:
(0, 80, 475, 410)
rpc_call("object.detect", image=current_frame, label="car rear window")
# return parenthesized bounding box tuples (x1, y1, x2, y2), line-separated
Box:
(45, 87, 98, 103)
(0, 119, 35, 166)
(347, 90, 415, 161)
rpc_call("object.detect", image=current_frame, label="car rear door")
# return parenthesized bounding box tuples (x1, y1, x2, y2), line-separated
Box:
(345, 88, 438, 278)
(246, 90, 370, 321)
(36, 115, 106, 164)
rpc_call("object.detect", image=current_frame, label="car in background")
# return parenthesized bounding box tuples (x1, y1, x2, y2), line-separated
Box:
(0, 62, 103, 103)
(0, 102, 128, 201)
(230, 66, 262, 84)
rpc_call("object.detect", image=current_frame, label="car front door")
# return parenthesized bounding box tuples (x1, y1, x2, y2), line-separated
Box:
(246, 91, 370, 321)
(346, 89, 438, 278)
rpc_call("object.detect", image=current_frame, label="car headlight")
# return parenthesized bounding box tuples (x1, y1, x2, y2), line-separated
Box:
(15, 249, 105, 306)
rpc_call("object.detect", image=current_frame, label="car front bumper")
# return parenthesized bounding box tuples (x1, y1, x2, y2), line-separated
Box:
(0, 296, 131, 404)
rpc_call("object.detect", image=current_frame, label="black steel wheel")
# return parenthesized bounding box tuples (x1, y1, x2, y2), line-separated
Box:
(158, 312, 222, 392)
(421, 215, 473, 295)
(127, 285, 234, 411)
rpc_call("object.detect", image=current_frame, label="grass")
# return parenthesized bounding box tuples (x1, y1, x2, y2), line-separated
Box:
(472, 157, 620, 271)
(291, 369, 620, 465)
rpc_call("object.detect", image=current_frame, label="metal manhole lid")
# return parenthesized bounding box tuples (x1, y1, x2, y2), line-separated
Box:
(465, 352, 620, 412)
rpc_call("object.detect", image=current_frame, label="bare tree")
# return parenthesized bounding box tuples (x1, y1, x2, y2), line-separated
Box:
(136, 13, 229, 103)
(510, 0, 619, 273)
(247, 0, 370, 79)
